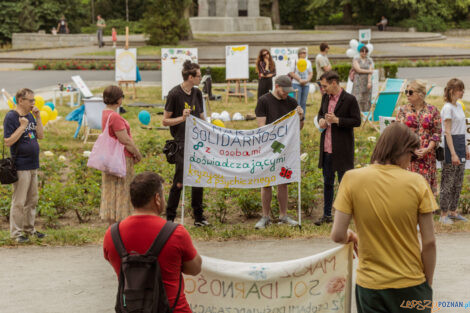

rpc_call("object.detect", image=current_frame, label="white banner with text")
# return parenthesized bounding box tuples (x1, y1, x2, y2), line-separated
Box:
(184, 244, 353, 313)
(183, 111, 301, 188)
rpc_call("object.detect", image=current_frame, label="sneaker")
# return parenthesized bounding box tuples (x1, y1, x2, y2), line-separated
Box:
(33, 231, 46, 239)
(448, 214, 468, 222)
(314, 215, 333, 226)
(194, 217, 210, 227)
(439, 216, 454, 225)
(255, 216, 271, 229)
(278, 215, 299, 227)
(16, 235, 30, 243)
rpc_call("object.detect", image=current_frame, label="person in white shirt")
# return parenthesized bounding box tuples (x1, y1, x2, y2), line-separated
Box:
(439, 78, 469, 224)
(289, 47, 313, 117)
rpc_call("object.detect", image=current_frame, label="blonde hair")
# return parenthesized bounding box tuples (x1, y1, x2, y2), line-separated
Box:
(444, 78, 465, 103)
(407, 80, 427, 99)
(297, 47, 307, 57)
(15, 88, 34, 102)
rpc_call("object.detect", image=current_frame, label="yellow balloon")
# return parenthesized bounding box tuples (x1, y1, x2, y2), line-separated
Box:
(40, 110, 49, 126)
(7, 98, 15, 109)
(34, 96, 45, 110)
(42, 106, 52, 114)
(212, 119, 225, 128)
(49, 109, 58, 121)
(457, 100, 466, 112)
(297, 58, 307, 72)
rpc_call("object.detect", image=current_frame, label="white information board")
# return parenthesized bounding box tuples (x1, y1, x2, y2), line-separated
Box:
(359, 29, 371, 42)
(115, 48, 137, 81)
(161, 48, 198, 99)
(225, 45, 249, 80)
(71, 75, 93, 98)
(270, 47, 301, 77)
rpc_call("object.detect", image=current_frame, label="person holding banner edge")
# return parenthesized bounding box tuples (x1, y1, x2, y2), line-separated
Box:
(331, 122, 436, 313)
(315, 71, 361, 226)
(254, 75, 304, 229)
(162, 60, 209, 227)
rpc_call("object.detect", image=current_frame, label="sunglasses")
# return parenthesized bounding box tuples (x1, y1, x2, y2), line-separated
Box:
(404, 90, 414, 96)
(262, 53, 269, 56)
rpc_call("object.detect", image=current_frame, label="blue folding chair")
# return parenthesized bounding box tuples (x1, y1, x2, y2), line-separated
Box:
(363, 78, 406, 130)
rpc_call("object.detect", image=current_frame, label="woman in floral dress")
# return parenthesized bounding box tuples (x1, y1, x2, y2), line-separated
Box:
(396, 80, 442, 193)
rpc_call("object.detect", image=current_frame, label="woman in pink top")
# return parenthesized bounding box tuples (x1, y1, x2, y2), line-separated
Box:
(100, 85, 142, 223)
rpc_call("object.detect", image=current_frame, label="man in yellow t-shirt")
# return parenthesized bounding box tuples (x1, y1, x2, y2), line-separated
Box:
(331, 122, 437, 313)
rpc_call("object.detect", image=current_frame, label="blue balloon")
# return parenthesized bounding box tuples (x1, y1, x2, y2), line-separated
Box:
(13, 96, 16, 104)
(138, 110, 151, 125)
(357, 43, 365, 52)
(45, 101, 55, 111)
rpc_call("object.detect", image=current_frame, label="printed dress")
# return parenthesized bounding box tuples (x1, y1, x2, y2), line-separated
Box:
(396, 103, 442, 193)
(351, 56, 373, 112)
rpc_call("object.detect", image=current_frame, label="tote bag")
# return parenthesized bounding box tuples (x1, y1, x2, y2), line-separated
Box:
(87, 113, 126, 177)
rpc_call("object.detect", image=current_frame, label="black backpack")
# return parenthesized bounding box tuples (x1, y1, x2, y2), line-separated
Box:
(111, 221, 182, 313)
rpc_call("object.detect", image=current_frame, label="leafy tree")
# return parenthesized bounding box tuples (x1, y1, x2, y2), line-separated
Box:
(142, 0, 192, 45)
(0, 0, 89, 44)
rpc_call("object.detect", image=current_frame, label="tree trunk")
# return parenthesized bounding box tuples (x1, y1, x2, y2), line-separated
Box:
(342, 3, 353, 24)
(271, 0, 280, 29)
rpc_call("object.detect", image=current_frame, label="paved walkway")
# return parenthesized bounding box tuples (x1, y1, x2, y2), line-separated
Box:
(2, 31, 470, 62)
(0, 233, 468, 313)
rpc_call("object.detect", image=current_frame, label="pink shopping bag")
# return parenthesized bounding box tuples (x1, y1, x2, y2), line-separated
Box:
(87, 113, 126, 177)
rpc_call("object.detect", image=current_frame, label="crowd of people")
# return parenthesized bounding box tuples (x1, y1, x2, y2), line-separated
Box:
(2, 39, 469, 313)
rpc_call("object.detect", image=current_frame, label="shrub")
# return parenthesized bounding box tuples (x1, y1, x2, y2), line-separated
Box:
(398, 15, 448, 32)
(142, 0, 191, 45)
(81, 19, 144, 36)
(234, 189, 261, 219)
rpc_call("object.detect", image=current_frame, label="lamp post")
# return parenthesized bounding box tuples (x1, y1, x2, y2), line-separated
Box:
(126, 0, 129, 22)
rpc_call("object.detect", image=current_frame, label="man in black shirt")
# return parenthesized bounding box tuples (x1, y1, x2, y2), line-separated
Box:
(254, 75, 304, 229)
(162, 60, 209, 226)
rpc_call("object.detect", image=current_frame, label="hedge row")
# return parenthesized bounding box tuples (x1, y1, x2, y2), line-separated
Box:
(33, 60, 161, 71)
(200, 63, 398, 83)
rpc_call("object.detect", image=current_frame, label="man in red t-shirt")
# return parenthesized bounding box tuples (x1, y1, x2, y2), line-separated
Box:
(103, 171, 202, 313)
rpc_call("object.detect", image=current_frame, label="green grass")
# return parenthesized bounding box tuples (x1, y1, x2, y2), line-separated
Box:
(1, 85, 469, 247)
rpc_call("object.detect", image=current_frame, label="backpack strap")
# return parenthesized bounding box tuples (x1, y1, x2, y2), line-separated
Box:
(145, 221, 179, 257)
(110, 222, 129, 258)
(170, 273, 183, 312)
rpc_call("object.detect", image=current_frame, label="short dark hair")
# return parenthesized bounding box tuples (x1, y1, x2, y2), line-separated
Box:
(182, 60, 200, 81)
(371, 122, 420, 165)
(360, 46, 369, 53)
(130, 172, 165, 208)
(320, 71, 340, 84)
(320, 42, 329, 52)
(103, 85, 124, 105)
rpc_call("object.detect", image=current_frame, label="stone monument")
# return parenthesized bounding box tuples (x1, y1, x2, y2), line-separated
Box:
(190, 0, 272, 33)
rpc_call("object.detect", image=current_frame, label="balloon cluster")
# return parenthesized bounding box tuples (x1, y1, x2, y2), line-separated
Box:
(34, 96, 58, 126)
(346, 39, 374, 58)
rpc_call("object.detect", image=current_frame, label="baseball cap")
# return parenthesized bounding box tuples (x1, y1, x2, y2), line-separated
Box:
(275, 75, 295, 93)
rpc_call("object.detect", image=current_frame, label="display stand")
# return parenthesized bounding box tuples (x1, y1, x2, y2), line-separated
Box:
(225, 79, 248, 105)
(117, 27, 137, 99)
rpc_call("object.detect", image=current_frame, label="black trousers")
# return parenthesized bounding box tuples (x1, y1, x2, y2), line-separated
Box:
(356, 282, 432, 313)
(322, 152, 345, 217)
(258, 77, 273, 99)
(166, 146, 203, 221)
